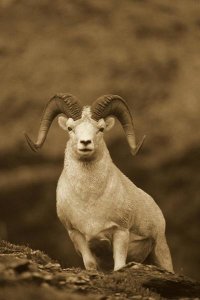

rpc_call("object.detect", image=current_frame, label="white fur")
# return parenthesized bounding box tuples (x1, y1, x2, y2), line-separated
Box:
(56, 108, 173, 272)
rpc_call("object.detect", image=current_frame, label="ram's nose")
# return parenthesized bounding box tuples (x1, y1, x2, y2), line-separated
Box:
(78, 139, 94, 154)
(80, 140, 92, 146)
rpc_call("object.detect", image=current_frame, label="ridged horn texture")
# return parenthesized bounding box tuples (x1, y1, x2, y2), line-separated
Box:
(91, 94, 145, 155)
(25, 93, 82, 152)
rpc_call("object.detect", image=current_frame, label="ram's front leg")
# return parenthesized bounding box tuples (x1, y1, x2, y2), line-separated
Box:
(68, 229, 98, 270)
(113, 228, 129, 271)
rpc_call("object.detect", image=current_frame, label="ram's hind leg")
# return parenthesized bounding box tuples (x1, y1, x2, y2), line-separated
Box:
(127, 236, 153, 263)
(150, 235, 174, 272)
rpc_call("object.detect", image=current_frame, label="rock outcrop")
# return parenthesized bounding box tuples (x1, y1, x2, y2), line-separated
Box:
(0, 241, 199, 300)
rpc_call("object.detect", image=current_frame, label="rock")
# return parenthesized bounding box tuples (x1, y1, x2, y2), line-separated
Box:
(0, 241, 200, 299)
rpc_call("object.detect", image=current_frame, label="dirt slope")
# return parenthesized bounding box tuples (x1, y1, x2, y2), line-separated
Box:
(0, 241, 200, 300)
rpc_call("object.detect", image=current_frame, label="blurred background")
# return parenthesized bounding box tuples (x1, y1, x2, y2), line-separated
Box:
(0, 0, 199, 280)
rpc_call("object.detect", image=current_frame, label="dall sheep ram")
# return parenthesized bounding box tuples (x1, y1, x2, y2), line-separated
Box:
(25, 93, 173, 272)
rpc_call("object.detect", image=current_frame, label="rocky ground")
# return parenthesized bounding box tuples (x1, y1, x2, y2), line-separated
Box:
(0, 241, 200, 300)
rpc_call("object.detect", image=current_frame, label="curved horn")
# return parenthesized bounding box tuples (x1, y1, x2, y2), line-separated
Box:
(25, 93, 82, 152)
(91, 94, 145, 155)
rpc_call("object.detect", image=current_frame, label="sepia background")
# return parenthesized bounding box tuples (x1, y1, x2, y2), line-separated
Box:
(0, 0, 199, 280)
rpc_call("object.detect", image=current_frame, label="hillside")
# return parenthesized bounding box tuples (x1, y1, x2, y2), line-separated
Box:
(0, 241, 200, 300)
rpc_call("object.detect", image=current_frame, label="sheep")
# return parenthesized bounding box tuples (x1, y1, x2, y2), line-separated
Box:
(25, 93, 174, 272)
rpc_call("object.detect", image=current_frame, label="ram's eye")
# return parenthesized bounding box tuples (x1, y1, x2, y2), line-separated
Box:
(99, 127, 104, 132)
(68, 127, 73, 132)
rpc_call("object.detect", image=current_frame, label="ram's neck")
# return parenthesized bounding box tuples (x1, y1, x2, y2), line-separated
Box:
(62, 141, 113, 199)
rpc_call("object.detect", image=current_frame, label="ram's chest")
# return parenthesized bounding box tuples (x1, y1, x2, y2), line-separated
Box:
(56, 172, 131, 238)
(57, 196, 108, 236)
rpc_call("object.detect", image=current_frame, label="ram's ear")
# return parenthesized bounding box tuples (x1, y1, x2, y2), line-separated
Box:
(58, 116, 68, 131)
(105, 116, 115, 131)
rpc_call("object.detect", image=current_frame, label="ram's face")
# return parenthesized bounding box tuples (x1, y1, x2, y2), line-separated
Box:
(58, 108, 115, 160)
(67, 118, 105, 159)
